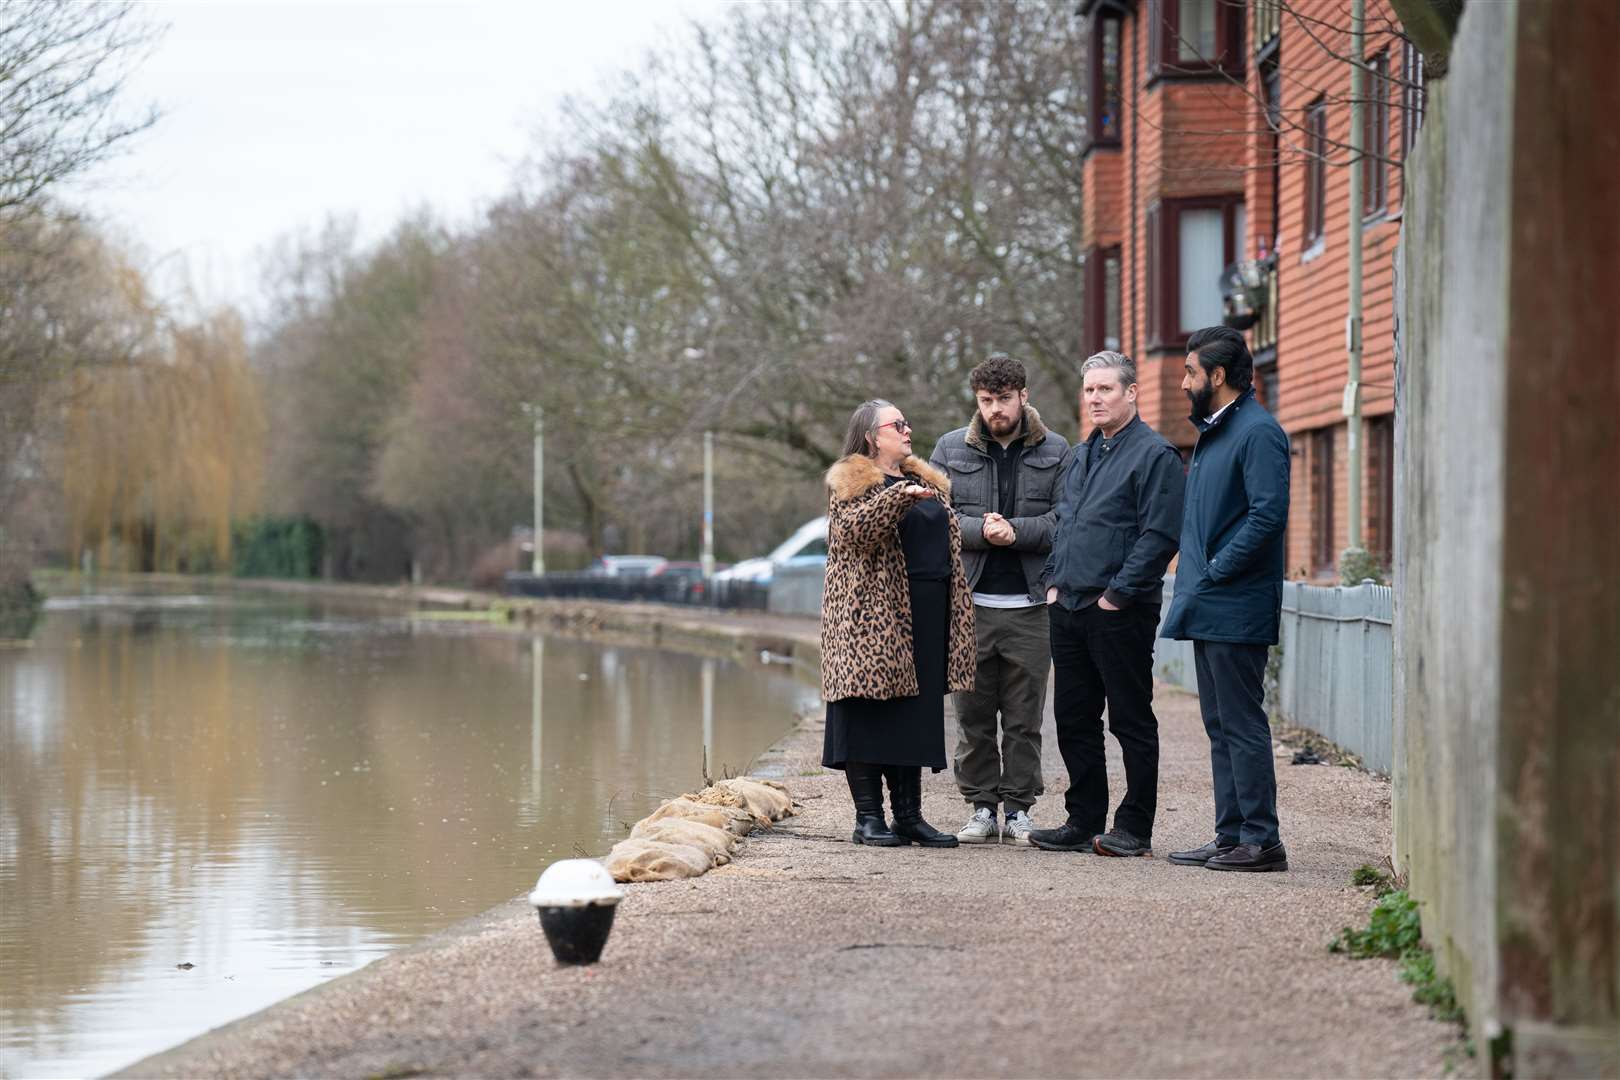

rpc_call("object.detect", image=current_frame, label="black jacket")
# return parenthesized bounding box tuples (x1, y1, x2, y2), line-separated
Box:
(1162, 388, 1291, 645)
(929, 405, 1069, 602)
(1042, 414, 1186, 609)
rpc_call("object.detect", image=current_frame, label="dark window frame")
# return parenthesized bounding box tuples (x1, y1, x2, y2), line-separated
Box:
(1262, 57, 1282, 255)
(1085, 7, 1125, 152)
(1401, 39, 1426, 159)
(1363, 50, 1390, 219)
(1084, 245, 1124, 356)
(1146, 194, 1245, 351)
(1148, 0, 1246, 81)
(1367, 415, 1395, 566)
(1303, 97, 1328, 250)
(1311, 426, 1336, 573)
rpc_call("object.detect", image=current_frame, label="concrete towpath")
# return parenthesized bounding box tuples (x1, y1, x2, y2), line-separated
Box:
(126, 650, 1458, 1077)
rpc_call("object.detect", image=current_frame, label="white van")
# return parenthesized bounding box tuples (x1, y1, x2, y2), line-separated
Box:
(714, 517, 828, 584)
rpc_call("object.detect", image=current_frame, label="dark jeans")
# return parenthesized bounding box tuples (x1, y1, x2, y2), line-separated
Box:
(1192, 639, 1281, 848)
(1048, 600, 1160, 841)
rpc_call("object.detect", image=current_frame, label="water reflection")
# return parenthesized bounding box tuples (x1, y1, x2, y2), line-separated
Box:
(0, 587, 814, 1078)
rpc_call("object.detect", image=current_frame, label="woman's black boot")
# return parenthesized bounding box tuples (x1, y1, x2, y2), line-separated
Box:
(885, 766, 959, 847)
(846, 763, 901, 846)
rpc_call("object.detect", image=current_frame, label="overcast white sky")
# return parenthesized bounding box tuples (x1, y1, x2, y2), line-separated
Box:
(70, 0, 728, 313)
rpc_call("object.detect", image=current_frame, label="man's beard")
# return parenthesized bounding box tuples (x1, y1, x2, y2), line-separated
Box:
(1186, 383, 1215, 418)
(987, 412, 1020, 436)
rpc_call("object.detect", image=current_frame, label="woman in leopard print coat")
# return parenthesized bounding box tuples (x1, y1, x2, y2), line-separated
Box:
(820, 399, 975, 850)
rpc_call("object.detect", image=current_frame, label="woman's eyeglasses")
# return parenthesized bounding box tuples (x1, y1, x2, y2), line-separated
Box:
(874, 419, 912, 434)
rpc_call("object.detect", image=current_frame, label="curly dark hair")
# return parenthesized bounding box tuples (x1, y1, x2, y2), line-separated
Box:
(968, 354, 1027, 395)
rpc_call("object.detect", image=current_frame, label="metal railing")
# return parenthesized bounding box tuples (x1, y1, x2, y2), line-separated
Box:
(504, 571, 770, 611)
(1253, 253, 1280, 354)
(1253, 0, 1281, 54)
(1153, 575, 1394, 772)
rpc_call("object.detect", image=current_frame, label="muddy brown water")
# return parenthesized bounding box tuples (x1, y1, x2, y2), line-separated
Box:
(0, 584, 815, 1078)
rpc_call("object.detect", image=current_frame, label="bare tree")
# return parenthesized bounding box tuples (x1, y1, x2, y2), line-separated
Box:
(0, 0, 160, 220)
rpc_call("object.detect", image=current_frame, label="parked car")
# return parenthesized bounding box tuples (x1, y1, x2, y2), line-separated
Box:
(586, 555, 668, 578)
(648, 560, 723, 601)
(714, 517, 828, 585)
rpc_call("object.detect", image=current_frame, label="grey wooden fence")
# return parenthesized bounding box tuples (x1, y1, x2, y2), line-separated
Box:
(1154, 575, 1394, 772)
(775, 567, 1395, 773)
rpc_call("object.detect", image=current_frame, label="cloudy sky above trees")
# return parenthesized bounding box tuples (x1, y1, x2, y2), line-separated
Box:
(71, 0, 722, 310)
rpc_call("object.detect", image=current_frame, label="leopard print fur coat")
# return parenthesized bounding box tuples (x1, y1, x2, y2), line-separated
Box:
(819, 453, 976, 703)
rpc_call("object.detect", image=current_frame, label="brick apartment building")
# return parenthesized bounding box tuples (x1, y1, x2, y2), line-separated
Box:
(1075, 0, 1425, 579)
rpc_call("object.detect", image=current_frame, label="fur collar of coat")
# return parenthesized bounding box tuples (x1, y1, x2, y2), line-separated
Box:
(825, 454, 951, 503)
(964, 404, 1050, 452)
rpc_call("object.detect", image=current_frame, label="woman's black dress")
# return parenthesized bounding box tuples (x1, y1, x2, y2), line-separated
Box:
(822, 476, 953, 771)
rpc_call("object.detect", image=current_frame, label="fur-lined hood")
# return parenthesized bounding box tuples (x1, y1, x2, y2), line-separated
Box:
(825, 454, 951, 503)
(964, 404, 1051, 451)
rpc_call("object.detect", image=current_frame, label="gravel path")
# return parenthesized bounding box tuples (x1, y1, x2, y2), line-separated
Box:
(124, 666, 1457, 1078)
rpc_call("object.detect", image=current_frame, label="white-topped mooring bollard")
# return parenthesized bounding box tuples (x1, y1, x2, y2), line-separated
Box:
(527, 859, 624, 965)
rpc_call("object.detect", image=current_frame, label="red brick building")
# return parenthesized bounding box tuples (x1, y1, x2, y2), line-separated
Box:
(1076, 0, 1424, 579)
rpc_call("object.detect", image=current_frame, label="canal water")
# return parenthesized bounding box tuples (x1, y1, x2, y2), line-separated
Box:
(0, 585, 817, 1078)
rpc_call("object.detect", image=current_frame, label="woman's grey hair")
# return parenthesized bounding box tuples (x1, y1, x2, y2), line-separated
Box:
(840, 398, 894, 458)
(1080, 350, 1137, 387)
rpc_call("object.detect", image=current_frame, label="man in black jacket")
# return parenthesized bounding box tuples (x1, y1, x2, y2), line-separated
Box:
(1028, 351, 1185, 858)
(1162, 326, 1291, 873)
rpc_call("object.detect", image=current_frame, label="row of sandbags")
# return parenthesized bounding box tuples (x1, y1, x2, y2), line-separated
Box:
(603, 777, 795, 882)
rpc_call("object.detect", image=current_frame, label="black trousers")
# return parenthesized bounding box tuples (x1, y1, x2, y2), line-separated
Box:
(1192, 639, 1280, 848)
(1048, 601, 1160, 841)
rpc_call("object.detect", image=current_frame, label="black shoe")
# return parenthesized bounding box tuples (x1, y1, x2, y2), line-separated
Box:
(1093, 827, 1151, 857)
(1028, 822, 1097, 852)
(852, 812, 902, 846)
(884, 766, 958, 848)
(1167, 839, 1238, 866)
(846, 763, 902, 847)
(1205, 841, 1288, 872)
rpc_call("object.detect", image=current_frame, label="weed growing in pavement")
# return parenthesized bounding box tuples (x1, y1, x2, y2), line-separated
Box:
(1351, 863, 1397, 896)
(1331, 889, 1467, 1026)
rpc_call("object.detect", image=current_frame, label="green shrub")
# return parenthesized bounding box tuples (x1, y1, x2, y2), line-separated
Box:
(233, 517, 324, 579)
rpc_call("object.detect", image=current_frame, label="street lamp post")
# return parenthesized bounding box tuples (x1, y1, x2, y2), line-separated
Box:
(702, 430, 715, 578)
(523, 403, 545, 575)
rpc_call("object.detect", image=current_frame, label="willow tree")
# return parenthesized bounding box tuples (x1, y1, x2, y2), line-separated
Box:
(63, 308, 264, 572)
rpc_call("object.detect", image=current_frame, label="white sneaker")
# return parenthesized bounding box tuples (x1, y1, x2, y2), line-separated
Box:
(1002, 810, 1036, 846)
(957, 807, 998, 844)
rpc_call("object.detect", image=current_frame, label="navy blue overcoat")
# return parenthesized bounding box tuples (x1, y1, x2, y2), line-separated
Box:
(1162, 387, 1292, 646)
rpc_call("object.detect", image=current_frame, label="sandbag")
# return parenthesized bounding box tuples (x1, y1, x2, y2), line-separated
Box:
(629, 817, 738, 863)
(603, 838, 712, 882)
(712, 777, 795, 823)
(643, 797, 754, 836)
(686, 786, 747, 810)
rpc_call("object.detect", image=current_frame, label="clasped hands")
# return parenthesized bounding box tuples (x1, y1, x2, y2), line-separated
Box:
(982, 512, 1017, 546)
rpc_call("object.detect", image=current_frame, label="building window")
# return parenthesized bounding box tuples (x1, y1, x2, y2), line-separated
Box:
(1087, 10, 1124, 148)
(1150, 0, 1244, 78)
(1084, 246, 1123, 355)
(1311, 426, 1335, 573)
(1148, 196, 1244, 349)
(1363, 51, 1389, 218)
(1103, 249, 1122, 351)
(1146, 204, 1162, 345)
(1303, 98, 1328, 249)
(1401, 39, 1426, 158)
(1367, 415, 1395, 566)
(1262, 59, 1282, 254)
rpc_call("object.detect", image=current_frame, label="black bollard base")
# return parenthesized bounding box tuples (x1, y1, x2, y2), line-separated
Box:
(537, 903, 618, 965)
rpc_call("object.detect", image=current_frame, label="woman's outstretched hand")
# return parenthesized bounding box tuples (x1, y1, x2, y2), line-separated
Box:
(900, 483, 935, 499)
